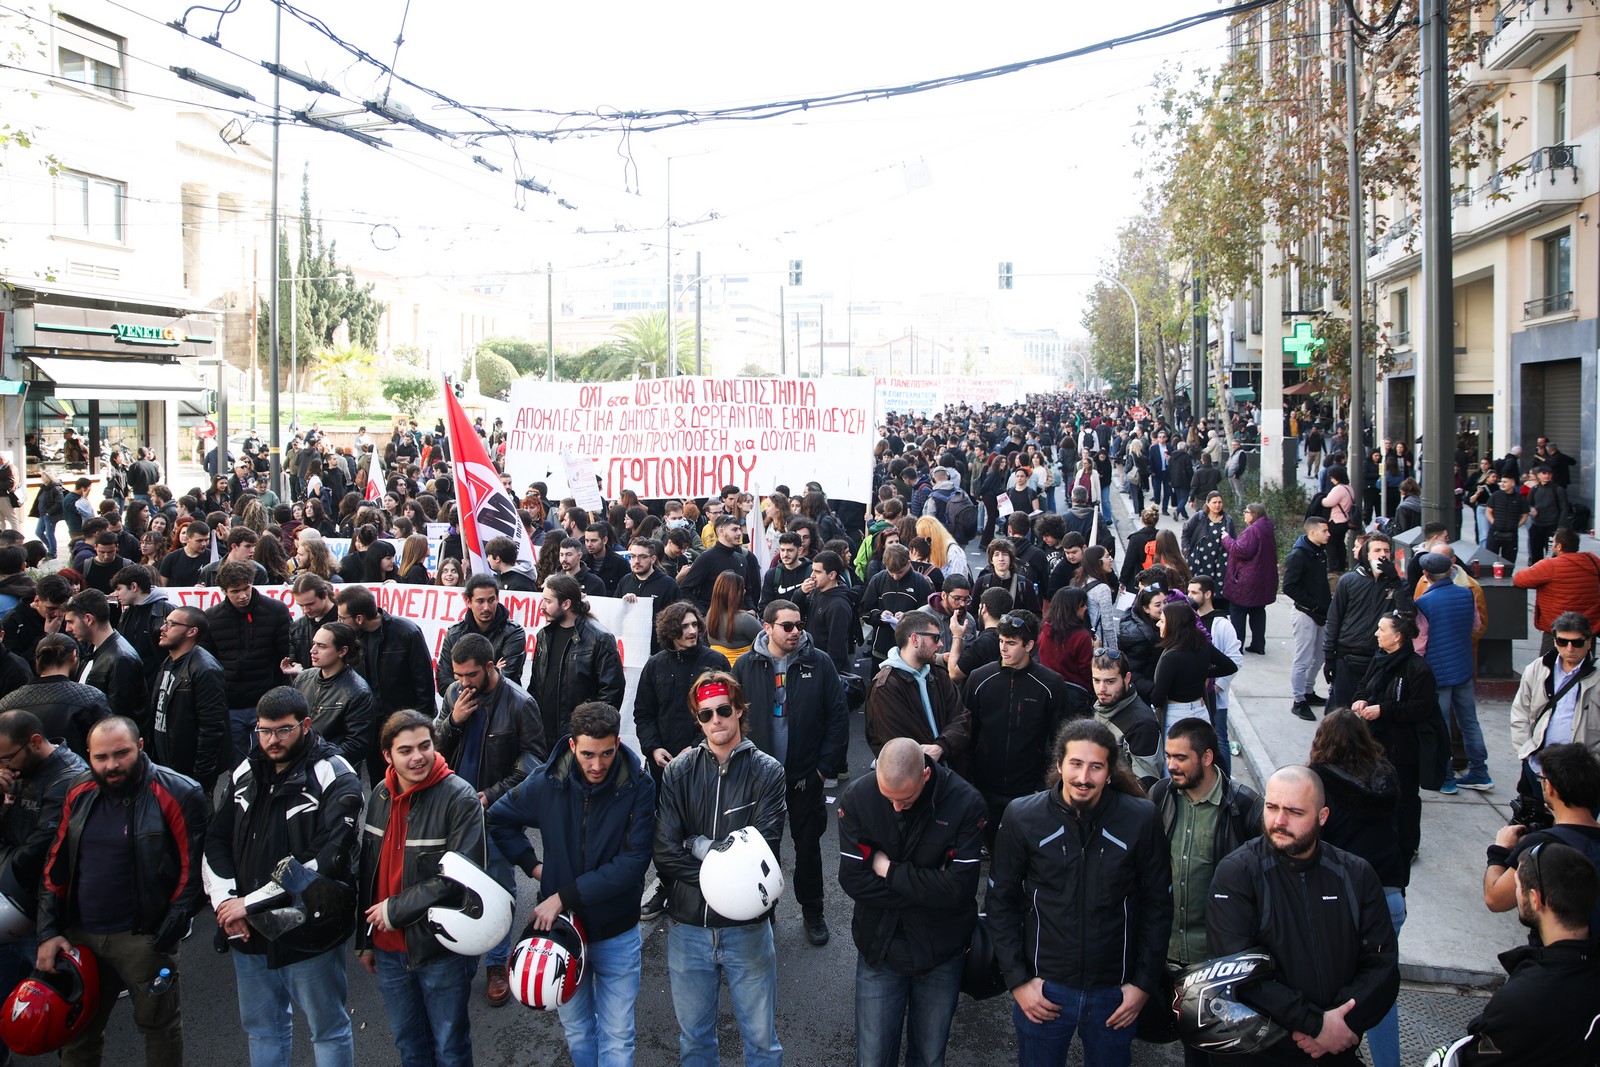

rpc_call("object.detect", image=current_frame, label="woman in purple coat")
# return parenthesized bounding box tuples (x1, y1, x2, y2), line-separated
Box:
(1220, 502, 1277, 654)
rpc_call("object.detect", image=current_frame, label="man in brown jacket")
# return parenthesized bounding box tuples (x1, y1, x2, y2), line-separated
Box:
(865, 612, 969, 768)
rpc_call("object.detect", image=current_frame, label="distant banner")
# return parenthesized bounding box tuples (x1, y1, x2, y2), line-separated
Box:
(506, 377, 875, 503)
(873, 376, 1057, 419)
(162, 584, 656, 747)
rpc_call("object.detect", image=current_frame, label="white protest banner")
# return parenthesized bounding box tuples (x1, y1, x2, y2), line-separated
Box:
(873, 376, 1036, 420)
(162, 584, 657, 749)
(506, 376, 875, 503)
(873, 377, 943, 418)
(561, 446, 605, 514)
(324, 538, 444, 573)
(425, 522, 452, 542)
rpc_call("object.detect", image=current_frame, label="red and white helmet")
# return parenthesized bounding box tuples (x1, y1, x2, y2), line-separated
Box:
(0, 944, 101, 1055)
(507, 913, 587, 1010)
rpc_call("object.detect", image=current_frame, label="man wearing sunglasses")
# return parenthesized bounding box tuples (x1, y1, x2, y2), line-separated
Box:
(1511, 612, 1600, 811)
(653, 672, 787, 1066)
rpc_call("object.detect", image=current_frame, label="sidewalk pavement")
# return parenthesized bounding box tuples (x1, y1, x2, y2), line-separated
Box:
(1109, 475, 1523, 989)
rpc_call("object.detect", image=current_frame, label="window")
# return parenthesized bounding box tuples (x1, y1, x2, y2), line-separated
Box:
(55, 171, 126, 243)
(1543, 229, 1571, 298)
(1541, 68, 1567, 145)
(1392, 289, 1411, 347)
(56, 16, 124, 99)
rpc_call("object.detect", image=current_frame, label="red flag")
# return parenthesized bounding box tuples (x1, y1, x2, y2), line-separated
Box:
(364, 446, 384, 503)
(443, 379, 534, 577)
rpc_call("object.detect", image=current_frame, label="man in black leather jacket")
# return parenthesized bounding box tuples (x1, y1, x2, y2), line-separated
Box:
(66, 589, 147, 732)
(435, 632, 547, 1006)
(150, 605, 230, 796)
(434, 574, 528, 695)
(289, 574, 338, 671)
(529, 574, 624, 744)
(336, 585, 436, 782)
(1323, 535, 1413, 709)
(37, 716, 207, 1066)
(286, 619, 377, 770)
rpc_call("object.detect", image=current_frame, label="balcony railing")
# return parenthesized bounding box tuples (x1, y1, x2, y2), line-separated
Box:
(1391, 328, 1412, 347)
(1367, 214, 1417, 259)
(1524, 291, 1574, 318)
(1482, 0, 1588, 68)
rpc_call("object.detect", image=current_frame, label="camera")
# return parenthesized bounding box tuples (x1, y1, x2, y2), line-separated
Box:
(1509, 793, 1554, 832)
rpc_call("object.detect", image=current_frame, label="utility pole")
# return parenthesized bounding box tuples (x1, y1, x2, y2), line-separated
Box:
(265, 2, 284, 497)
(1346, 15, 1366, 461)
(1419, 0, 1455, 528)
(779, 287, 786, 375)
(289, 265, 297, 427)
(694, 250, 703, 374)
(546, 262, 555, 381)
(794, 312, 801, 377)
(1191, 265, 1207, 431)
(818, 305, 825, 376)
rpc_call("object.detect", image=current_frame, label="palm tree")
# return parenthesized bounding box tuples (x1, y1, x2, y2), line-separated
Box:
(607, 311, 697, 378)
(313, 343, 376, 414)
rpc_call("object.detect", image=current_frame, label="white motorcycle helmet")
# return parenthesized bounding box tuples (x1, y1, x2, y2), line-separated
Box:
(507, 913, 587, 1010)
(1423, 1037, 1471, 1067)
(0, 889, 32, 944)
(700, 827, 785, 921)
(425, 852, 514, 956)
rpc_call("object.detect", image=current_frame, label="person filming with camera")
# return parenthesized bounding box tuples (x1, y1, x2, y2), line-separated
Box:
(1483, 742, 1600, 936)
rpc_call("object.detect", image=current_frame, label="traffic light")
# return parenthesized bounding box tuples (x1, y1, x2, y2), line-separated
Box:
(788, 260, 803, 286)
(998, 262, 1014, 290)
(453, 379, 464, 399)
(1129, 382, 1142, 400)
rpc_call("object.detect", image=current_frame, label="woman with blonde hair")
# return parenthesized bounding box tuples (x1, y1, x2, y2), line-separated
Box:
(914, 515, 970, 578)
(295, 532, 341, 582)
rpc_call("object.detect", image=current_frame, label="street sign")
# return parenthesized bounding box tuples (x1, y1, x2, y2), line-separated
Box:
(1282, 322, 1325, 366)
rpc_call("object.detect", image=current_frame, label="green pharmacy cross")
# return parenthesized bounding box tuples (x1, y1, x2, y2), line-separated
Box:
(1282, 322, 1325, 366)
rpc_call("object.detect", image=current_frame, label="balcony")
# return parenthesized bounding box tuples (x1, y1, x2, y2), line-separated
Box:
(1481, 0, 1589, 70)
(1367, 214, 1418, 279)
(1391, 328, 1412, 348)
(1525, 290, 1573, 318)
(1453, 142, 1586, 240)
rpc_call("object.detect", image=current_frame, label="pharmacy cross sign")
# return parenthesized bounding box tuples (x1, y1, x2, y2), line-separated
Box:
(1282, 322, 1325, 366)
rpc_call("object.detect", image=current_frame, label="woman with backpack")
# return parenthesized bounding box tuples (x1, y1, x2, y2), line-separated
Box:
(1073, 545, 1119, 650)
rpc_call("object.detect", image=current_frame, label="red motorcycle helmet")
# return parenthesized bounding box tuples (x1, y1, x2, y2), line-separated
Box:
(1, 943, 101, 1055)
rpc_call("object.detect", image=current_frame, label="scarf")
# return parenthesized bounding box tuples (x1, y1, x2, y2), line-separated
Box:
(373, 753, 454, 952)
(885, 647, 937, 737)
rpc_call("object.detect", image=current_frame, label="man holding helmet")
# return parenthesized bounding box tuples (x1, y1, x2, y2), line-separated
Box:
(356, 709, 491, 1067)
(1205, 766, 1399, 1065)
(488, 700, 656, 1063)
(203, 686, 363, 1067)
(653, 670, 787, 1067)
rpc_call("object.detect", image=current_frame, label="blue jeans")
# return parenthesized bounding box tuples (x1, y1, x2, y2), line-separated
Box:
(558, 924, 642, 1067)
(1437, 683, 1489, 781)
(484, 836, 516, 969)
(1043, 487, 1057, 513)
(1100, 486, 1113, 522)
(1170, 488, 1190, 519)
(1475, 504, 1490, 548)
(374, 949, 476, 1067)
(855, 952, 963, 1067)
(666, 920, 781, 1067)
(1366, 889, 1407, 1067)
(0, 936, 34, 1066)
(34, 516, 56, 556)
(230, 707, 258, 767)
(1012, 981, 1134, 1067)
(233, 948, 354, 1067)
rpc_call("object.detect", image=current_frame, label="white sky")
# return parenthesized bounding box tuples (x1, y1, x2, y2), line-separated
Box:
(153, 0, 1232, 332)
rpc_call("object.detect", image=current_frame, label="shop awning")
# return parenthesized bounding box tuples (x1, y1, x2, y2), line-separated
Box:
(26, 357, 207, 401)
(1283, 379, 1319, 395)
(1229, 387, 1257, 402)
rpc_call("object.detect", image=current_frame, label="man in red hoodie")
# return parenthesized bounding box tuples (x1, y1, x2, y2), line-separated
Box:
(356, 710, 487, 1067)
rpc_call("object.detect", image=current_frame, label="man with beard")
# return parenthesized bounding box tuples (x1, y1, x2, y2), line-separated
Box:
(1206, 766, 1400, 1066)
(528, 574, 625, 744)
(1088, 651, 1162, 786)
(858, 545, 935, 671)
(1323, 533, 1413, 709)
(37, 716, 207, 1067)
(204, 687, 363, 1067)
(283, 621, 377, 771)
(434, 574, 529, 695)
(986, 718, 1171, 1066)
(616, 538, 681, 654)
(736, 599, 850, 946)
(150, 605, 230, 796)
(759, 531, 811, 617)
(582, 521, 629, 595)
(678, 513, 761, 611)
(66, 589, 147, 731)
(553, 536, 607, 599)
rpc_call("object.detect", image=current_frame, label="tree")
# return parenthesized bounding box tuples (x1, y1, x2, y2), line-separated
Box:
(381, 373, 438, 418)
(738, 362, 774, 378)
(1081, 205, 1190, 405)
(473, 351, 516, 396)
(605, 311, 697, 379)
(313, 344, 376, 415)
(477, 337, 541, 377)
(391, 342, 425, 367)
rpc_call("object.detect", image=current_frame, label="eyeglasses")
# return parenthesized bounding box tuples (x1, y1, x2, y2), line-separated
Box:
(255, 723, 302, 740)
(695, 703, 736, 724)
(1554, 636, 1590, 648)
(0, 746, 23, 765)
(158, 619, 195, 631)
(772, 620, 803, 633)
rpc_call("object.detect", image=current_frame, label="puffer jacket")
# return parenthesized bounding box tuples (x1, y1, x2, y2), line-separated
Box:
(963, 659, 1072, 799)
(985, 785, 1172, 995)
(1514, 550, 1600, 633)
(356, 755, 486, 966)
(434, 675, 548, 807)
(652, 738, 786, 927)
(632, 643, 730, 761)
(1116, 612, 1162, 702)
(528, 616, 625, 744)
(0, 678, 111, 761)
(434, 604, 529, 696)
(150, 646, 230, 792)
(1415, 579, 1477, 687)
(865, 648, 968, 763)
(203, 734, 363, 967)
(488, 737, 655, 945)
(116, 588, 173, 690)
(0, 745, 86, 912)
(204, 589, 293, 709)
(293, 665, 378, 769)
(39, 755, 207, 953)
(737, 631, 849, 783)
(837, 756, 986, 976)
(1220, 516, 1278, 608)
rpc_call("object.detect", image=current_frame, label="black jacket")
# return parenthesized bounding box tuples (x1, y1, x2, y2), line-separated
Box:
(81, 631, 148, 730)
(652, 739, 787, 927)
(0, 745, 86, 911)
(204, 589, 293, 709)
(964, 659, 1072, 798)
(1116, 613, 1163, 702)
(587, 549, 629, 595)
(354, 610, 436, 725)
(1190, 463, 1222, 500)
(986, 786, 1172, 994)
(633, 643, 731, 760)
(759, 561, 811, 617)
(677, 542, 761, 610)
(39, 755, 207, 953)
(293, 665, 378, 769)
(289, 605, 337, 671)
(0, 648, 29, 703)
(1167, 449, 1194, 491)
(1324, 550, 1414, 662)
(1281, 535, 1332, 623)
(737, 632, 850, 782)
(116, 589, 174, 691)
(858, 569, 935, 660)
(1206, 836, 1400, 1055)
(1, 602, 51, 666)
(1121, 528, 1159, 592)
(1355, 647, 1445, 802)
(1312, 762, 1403, 887)
(837, 757, 986, 975)
(807, 585, 858, 675)
(528, 616, 625, 744)
(435, 675, 548, 807)
(1459, 940, 1600, 1066)
(151, 645, 230, 791)
(613, 568, 682, 655)
(434, 604, 528, 696)
(204, 734, 363, 967)
(0, 678, 112, 762)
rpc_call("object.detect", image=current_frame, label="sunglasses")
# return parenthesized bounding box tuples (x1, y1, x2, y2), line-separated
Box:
(1094, 649, 1125, 661)
(695, 703, 736, 724)
(771, 620, 803, 633)
(1554, 636, 1590, 648)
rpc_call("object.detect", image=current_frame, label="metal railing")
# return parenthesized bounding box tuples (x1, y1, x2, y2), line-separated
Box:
(1494, 0, 1578, 34)
(1524, 290, 1574, 318)
(1391, 328, 1411, 347)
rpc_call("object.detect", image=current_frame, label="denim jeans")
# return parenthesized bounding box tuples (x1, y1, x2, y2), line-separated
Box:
(1170, 488, 1190, 519)
(1365, 889, 1407, 1067)
(233, 948, 354, 1067)
(34, 515, 57, 556)
(557, 924, 642, 1067)
(666, 919, 781, 1067)
(855, 952, 963, 1067)
(1475, 505, 1490, 548)
(1438, 683, 1489, 781)
(374, 949, 476, 1067)
(484, 835, 516, 969)
(1043, 487, 1057, 514)
(230, 707, 258, 767)
(0, 937, 34, 1067)
(1100, 486, 1113, 523)
(1012, 981, 1134, 1067)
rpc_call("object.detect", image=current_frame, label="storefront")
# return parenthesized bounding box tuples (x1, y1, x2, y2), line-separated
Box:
(1, 291, 215, 491)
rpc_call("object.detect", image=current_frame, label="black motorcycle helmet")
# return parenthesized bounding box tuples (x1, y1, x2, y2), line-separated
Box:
(1174, 949, 1287, 1054)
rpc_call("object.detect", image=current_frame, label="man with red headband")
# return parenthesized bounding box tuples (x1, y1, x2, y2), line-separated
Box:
(653, 671, 787, 1066)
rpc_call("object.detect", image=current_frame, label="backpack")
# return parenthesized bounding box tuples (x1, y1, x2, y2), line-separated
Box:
(934, 489, 979, 546)
(1097, 710, 1161, 786)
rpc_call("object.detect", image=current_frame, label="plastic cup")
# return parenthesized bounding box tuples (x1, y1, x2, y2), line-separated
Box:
(1493, 561, 1505, 579)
